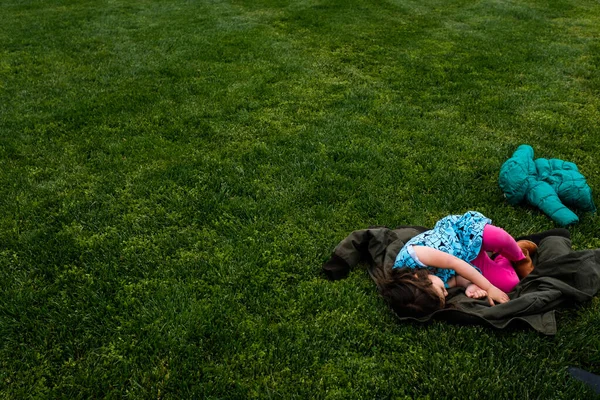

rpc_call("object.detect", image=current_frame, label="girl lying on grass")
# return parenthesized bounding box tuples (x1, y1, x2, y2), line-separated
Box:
(380, 211, 536, 316)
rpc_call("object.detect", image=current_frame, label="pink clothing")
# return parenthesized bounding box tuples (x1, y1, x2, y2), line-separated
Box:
(470, 224, 525, 292)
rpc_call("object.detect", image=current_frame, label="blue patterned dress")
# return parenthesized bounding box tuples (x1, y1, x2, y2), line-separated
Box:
(393, 211, 491, 287)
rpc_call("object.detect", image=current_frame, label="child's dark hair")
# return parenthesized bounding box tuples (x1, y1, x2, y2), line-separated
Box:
(378, 268, 445, 317)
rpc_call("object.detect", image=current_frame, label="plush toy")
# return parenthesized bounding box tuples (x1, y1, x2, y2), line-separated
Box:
(499, 144, 596, 226)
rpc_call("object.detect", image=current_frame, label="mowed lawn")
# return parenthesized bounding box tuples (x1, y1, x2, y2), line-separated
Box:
(1, 0, 600, 398)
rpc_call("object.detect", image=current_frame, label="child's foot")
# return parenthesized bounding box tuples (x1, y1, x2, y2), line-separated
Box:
(465, 283, 487, 299)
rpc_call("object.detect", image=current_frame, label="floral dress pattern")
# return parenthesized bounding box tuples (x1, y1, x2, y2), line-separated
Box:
(393, 211, 492, 287)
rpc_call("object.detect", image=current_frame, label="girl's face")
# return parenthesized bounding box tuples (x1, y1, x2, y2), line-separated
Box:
(428, 274, 448, 300)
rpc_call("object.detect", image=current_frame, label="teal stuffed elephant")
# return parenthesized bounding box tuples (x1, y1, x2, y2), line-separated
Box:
(499, 145, 596, 226)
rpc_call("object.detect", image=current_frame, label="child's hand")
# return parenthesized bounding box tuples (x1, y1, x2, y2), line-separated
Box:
(486, 286, 510, 306)
(465, 284, 487, 299)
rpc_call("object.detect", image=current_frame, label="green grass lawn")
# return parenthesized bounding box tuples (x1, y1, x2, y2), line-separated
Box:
(2, 0, 600, 397)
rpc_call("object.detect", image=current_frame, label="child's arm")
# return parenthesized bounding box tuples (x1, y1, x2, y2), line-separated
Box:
(412, 246, 509, 305)
(447, 275, 472, 288)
